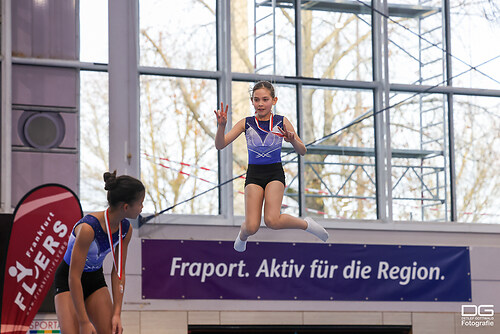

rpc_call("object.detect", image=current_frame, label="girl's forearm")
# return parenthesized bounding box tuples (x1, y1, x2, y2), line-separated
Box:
(291, 138, 306, 155)
(111, 271, 124, 316)
(215, 125, 226, 150)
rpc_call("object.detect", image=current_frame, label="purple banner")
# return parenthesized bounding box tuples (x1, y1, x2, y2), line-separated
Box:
(142, 240, 471, 302)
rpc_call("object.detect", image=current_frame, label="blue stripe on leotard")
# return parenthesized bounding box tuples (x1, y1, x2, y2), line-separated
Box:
(63, 214, 130, 272)
(245, 115, 284, 165)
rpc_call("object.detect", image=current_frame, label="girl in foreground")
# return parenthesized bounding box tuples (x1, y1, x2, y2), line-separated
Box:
(214, 81, 329, 252)
(54, 171, 145, 334)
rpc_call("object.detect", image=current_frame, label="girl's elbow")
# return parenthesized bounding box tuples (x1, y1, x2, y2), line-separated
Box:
(216, 140, 228, 150)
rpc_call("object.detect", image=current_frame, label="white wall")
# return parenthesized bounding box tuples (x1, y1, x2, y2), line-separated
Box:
(94, 219, 500, 333)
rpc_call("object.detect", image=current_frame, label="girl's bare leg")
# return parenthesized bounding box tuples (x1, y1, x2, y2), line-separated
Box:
(85, 287, 113, 334)
(55, 292, 79, 334)
(263, 181, 307, 230)
(234, 184, 265, 252)
(263, 181, 329, 241)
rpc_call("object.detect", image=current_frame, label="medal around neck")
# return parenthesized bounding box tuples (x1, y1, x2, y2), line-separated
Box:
(104, 208, 123, 281)
(254, 113, 284, 137)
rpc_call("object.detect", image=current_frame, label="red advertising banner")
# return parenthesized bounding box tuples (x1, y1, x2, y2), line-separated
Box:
(1, 184, 82, 334)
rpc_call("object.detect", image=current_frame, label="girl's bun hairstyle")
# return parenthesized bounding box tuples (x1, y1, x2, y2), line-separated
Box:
(103, 171, 145, 207)
(103, 171, 118, 191)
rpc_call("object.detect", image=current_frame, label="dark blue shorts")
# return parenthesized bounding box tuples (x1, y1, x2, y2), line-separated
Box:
(245, 163, 285, 189)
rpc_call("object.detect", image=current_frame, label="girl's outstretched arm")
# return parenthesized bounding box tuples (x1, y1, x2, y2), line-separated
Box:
(214, 102, 245, 150)
(279, 117, 307, 155)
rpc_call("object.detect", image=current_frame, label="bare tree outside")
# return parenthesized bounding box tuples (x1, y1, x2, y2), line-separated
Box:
(80, 72, 109, 211)
(78, 0, 500, 223)
(139, 0, 218, 215)
(231, 2, 375, 219)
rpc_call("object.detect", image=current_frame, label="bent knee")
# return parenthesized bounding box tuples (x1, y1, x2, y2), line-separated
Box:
(264, 216, 280, 230)
(243, 223, 259, 236)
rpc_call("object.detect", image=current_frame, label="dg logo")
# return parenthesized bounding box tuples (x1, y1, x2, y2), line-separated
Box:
(461, 305, 495, 317)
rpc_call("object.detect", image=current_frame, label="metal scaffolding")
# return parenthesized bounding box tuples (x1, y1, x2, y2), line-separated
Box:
(256, 0, 447, 220)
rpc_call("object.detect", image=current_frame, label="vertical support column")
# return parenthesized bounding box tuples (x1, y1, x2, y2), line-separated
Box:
(382, 0, 393, 221)
(272, 0, 276, 76)
(444, 0, 456, 221)
(1, 0, 12, 212)
(108, 0, 140, 177)
(372, 0, 392, 221)
(295, 0, 306, 217)
(217, 0, 233, 219)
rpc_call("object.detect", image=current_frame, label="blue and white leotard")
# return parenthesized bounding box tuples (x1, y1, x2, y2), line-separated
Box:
(245, 115, 284, 165)
(62, 215, 130, 272)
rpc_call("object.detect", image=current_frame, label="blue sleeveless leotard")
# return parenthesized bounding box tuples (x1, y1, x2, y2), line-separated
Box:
(63, 214, 130, 272)
(245, 115, 284, 165)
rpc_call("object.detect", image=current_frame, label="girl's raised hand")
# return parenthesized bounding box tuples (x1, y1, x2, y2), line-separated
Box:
(278, 123, 295, 142)
(214, 102, 229, 126)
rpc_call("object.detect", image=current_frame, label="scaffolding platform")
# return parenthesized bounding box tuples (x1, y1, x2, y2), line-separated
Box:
(257, 0, 439, 18)
(282, 144, 442, 159)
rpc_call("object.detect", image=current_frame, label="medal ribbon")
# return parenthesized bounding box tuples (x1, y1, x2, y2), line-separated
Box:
(105, 208, 123, 280)
(255, 113, 284, 137)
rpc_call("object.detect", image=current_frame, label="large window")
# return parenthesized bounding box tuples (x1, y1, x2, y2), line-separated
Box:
(300, 2, 372, 81)
(454, 95, 500, 223)
(71, 0, 500, 224)
(387, 0, 444, 86)
(139, 0, 217, 71)
(231, 0, 296, 76)
(389, 92, 448, 221)
(79, 0, 108, 63)
(140, 76, 218, 215)
(78, 0, 109, 211)
(79, 72, 109, 211)
(450, 1, 500, 90)
(137, 0, 218, 215)
(231, 82, 298, 216)
(6, 0, 500, 225)
(302, 87, 375, 219)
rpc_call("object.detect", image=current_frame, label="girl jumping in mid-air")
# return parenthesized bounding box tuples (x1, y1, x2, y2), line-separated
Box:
(214, 81, 329, 252)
